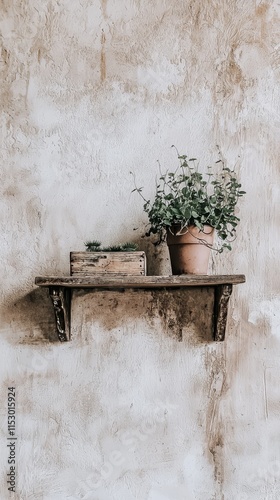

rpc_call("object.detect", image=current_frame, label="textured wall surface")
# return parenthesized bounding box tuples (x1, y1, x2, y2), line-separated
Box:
(1, 1, 280, 499)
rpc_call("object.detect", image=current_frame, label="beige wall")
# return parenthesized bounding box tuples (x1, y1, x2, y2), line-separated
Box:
(1, 1, 280, 499)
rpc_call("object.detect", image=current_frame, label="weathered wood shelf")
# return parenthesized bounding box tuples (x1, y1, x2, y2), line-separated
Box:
(35, 275, 245, 342)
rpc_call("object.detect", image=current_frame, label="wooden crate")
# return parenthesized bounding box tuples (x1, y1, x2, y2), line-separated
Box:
(70, 251, 146, 276)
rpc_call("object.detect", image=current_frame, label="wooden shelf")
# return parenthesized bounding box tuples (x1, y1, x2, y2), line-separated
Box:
(35, 274, 245, 342)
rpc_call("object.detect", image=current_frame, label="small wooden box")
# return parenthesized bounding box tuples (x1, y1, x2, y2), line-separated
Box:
(70, 251, 146, 276)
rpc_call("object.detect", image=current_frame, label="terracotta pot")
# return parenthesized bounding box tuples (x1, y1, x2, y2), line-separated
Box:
(166, 225, 214, 275)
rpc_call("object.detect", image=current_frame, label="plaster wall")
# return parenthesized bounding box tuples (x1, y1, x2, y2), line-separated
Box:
(1, 1, 280, 499)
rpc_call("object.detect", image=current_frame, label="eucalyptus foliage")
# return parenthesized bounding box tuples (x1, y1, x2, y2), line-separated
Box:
(132, 152, 245, 252)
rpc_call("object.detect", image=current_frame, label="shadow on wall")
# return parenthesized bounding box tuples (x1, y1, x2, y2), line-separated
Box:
(71, 287, 215, 345)
(1, 288, 58, 344)
(1, 287, 215, 345)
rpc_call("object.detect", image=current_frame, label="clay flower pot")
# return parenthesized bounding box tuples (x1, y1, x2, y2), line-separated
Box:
(166, 225, 214, 275)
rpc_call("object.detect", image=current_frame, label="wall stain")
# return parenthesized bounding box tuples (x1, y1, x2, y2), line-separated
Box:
(1, 46, 9, 65)
(256, 2, 269, 40)
(209, 433, 224, 499)
(100, 30, 106, 82)
(1, 289, 58, 345)
(101, 0, 107, 19)
(149, 288, 213, 343)
(214, 46, 244, 104)
(256, 2, 269, 17)
(72, 288, 214, 345)
(204, 347, 227, 498)
(228, 47, 243, 85)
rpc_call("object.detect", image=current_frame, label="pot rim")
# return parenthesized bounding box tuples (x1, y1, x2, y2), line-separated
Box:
(167, 224, 214, 237)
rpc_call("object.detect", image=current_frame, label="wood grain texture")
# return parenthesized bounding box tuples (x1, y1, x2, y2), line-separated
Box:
(70, 251, 147, 276)
(35, 274, 246, 288)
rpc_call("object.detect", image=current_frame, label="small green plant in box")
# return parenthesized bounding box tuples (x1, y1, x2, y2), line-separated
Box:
(70, 240, 145, 276)
(84, 240, 138, 252)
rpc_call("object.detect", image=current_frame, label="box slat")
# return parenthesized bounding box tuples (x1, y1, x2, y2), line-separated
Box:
(70, 251, 146, 276)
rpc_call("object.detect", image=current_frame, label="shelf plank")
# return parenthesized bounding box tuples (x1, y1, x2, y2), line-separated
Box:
(35, 274, 245, 289)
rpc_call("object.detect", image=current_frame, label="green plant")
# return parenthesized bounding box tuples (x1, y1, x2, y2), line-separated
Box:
(132, 148, 245, 252)
(84, 240, 102, 252)
(84, 240, 138, 252)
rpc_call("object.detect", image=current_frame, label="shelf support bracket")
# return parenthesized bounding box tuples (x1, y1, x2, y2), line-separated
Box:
(213, 284, 233, 341)
(49, 286, 71, 342)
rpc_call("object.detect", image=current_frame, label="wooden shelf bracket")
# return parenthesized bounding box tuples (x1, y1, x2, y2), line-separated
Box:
(213, 284, 233, 342)
(49, 286, 71, 342)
